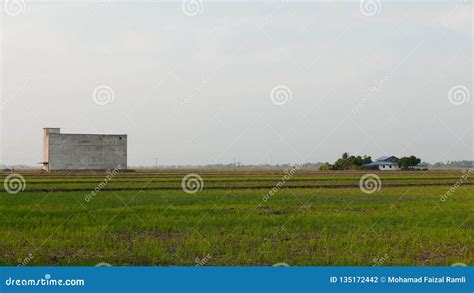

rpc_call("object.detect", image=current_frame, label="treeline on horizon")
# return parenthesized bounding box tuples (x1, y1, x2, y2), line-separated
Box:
(318, 153, 421, 171)
(1, 160, 473, 170)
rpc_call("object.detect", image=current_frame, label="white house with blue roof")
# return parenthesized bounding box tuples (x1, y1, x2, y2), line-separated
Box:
(362, 156, 400, 171)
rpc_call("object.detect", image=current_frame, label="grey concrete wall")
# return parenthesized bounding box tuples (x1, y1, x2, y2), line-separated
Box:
(46, 131, 127, 171)
(43, 128, 60, 170)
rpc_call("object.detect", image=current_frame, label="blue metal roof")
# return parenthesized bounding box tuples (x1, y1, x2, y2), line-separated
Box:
(376, 156, 392, 161)
(362, 162, 397, 167)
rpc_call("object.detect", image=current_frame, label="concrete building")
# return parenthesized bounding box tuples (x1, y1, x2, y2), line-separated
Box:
(42, 128, 127, 171)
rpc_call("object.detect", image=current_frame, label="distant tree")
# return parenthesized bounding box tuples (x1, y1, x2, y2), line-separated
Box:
(397, 156, 421, 170)
(332, 153, 372, 170)
(353, 155, 372, 167)
(333, 152, 350, 170)
(319, 162, 333, 171)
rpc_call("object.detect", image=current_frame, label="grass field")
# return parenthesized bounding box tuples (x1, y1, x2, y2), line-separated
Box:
(0, 169, 472, 266)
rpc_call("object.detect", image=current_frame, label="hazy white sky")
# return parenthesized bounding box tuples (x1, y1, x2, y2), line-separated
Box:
(1, 0, 472, 166)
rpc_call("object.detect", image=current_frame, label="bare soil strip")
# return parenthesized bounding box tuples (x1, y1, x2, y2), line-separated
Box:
(21, 177, 467, 184)
(4, 182, 470, 193)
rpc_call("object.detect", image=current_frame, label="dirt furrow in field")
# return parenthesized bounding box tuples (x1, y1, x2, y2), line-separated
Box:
(3, 182, 473, 193)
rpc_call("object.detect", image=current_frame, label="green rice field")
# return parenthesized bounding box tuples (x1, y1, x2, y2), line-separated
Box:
(0, 169, 472, 266)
